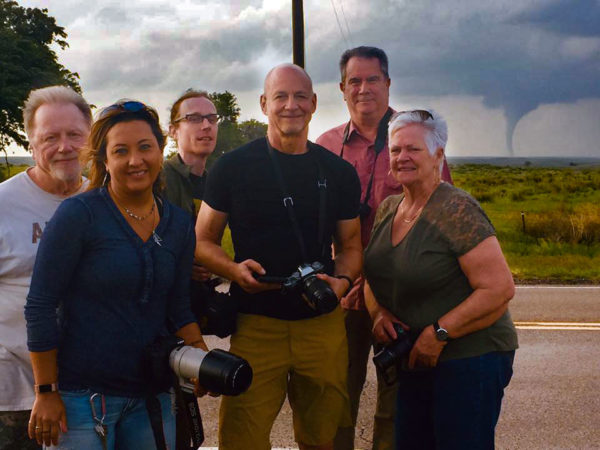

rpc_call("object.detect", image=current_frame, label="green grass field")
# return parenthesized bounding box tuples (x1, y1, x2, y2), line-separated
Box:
(451, 164, 600, 283)
(3, 162, 599, 282)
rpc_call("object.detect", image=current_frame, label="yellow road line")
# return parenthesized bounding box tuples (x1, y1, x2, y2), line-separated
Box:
(515, 321, 600, 330)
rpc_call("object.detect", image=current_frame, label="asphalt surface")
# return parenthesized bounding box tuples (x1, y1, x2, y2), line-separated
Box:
(197, 286, 600, 449)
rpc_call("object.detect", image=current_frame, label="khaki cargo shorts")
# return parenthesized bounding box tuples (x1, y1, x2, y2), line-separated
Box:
(219, 306, 351, 449)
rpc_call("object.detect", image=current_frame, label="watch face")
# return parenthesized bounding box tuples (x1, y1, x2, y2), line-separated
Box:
(436, 328, 449, 341)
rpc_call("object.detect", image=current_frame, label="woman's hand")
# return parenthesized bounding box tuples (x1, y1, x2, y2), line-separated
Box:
(28, 392, 67, 447)
(371, 306, 409, 345)
(408, 325, 446, 369)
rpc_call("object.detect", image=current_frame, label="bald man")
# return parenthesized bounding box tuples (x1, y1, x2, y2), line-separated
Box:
(195, 64, 362, 450)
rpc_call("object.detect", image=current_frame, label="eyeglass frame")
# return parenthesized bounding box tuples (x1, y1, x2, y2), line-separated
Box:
(173, 113, 220, 125)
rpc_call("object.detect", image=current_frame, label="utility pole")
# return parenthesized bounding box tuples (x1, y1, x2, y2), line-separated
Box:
(292, 0, 305, 68)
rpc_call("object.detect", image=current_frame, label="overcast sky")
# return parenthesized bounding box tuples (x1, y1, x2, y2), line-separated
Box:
(13, 0, 600, 157)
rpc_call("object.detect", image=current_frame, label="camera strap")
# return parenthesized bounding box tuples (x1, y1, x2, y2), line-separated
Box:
(340, 108, 394, 213)
(266, 138, 328, 262)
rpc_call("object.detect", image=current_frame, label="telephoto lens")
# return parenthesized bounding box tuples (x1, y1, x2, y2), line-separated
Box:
(169, 346, 253, 396)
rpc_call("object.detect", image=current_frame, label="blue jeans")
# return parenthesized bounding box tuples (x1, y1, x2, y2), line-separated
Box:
(395, 350, 515, 450)
(47, 390, 175, 450)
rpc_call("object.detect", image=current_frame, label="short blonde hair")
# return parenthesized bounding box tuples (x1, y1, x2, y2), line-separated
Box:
(23, 86, 92, 140)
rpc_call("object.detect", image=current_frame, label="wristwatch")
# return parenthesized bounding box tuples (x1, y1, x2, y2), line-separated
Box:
(433, 321, 450, 341)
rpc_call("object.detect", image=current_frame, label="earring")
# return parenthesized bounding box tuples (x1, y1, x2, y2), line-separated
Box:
(102, 172, 109, 186)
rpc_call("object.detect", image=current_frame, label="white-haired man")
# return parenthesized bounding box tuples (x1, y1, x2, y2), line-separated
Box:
(0, 86, 91, 449)
(317, 46, 453, 450)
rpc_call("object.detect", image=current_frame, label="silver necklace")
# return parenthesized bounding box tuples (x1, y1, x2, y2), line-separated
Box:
(399, 203, 423, 223)
(111, 190, 162, 246)
(124, 201, 155, 221)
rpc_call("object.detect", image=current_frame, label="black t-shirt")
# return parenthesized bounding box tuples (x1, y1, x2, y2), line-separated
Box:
(203, 137, 361, 319)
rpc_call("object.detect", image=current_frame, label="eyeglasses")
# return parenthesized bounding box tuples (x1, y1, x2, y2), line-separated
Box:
(98, 100, 158, 121)
(174, 113, 219, 125)
(396, 109, 434, 121)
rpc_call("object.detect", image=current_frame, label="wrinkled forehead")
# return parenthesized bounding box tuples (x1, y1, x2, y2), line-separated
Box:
(32, 102, 89, 135)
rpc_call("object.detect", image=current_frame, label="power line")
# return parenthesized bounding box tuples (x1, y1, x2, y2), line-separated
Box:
(330, 0, 350, 48)
(338, 0, 353, 47)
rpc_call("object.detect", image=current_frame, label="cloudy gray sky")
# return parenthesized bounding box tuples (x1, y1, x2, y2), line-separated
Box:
(14, 0, 600, 157)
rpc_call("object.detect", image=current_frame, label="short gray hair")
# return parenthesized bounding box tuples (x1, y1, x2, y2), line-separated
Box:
(388, 109, 447, 171)
(23, 86, 92, 140)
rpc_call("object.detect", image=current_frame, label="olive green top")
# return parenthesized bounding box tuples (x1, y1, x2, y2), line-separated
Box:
(364, 182, 518, 362)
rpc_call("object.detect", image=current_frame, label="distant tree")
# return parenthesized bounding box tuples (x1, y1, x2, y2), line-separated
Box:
(0, 0, 81, 176)
(238, 119, 268, 142)
(210, 91, 241, 123)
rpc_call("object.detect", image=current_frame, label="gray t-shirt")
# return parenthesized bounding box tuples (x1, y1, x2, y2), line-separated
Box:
(364, 182, 518, 362)
(0, 170, 87, 410)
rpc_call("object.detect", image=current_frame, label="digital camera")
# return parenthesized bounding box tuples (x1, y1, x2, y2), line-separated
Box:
(372, 323, 413, 384)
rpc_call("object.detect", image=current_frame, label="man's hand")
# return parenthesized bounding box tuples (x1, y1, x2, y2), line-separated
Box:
(408, 325, 446, 369)
(233, 259, 280, 294)
(28, 392, 67, 447)
(315, 273, 349, 301)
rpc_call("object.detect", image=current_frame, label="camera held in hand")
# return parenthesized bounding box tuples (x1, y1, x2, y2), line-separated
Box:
(144, 336, 253, 447)
(257, 261, 338, 315)
(372, 323, 413, 385)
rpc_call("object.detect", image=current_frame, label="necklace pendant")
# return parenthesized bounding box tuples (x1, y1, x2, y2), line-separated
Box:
(153, 231, 163, 246)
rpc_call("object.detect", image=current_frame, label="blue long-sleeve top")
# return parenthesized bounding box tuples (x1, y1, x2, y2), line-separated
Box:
(25, 187, 196, 397)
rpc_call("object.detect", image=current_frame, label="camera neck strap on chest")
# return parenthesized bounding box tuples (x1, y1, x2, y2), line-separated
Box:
(341, 107, 394, 209)
(266, 138, 328, 262)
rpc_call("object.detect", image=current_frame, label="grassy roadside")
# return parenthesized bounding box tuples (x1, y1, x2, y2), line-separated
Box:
(3, 162, 598, 283)
(451, 164, 600, 283)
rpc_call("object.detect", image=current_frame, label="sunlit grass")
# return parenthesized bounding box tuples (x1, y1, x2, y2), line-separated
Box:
(452, 164, 600, 283)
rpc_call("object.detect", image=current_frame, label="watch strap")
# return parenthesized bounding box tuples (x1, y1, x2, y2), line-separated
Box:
(34, 383, 58, 394)
(335, 275, 354, 298)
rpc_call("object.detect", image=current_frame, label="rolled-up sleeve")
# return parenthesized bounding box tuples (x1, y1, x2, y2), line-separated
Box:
(25, 198, 90, 352)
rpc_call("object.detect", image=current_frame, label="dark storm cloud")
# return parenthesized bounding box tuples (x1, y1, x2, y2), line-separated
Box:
(45, 0, 598, 155)
(82, 5, 291, 93)
(306, 0, 600, 153)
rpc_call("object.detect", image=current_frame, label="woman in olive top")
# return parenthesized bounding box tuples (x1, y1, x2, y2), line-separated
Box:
(363, 109, 517, 450)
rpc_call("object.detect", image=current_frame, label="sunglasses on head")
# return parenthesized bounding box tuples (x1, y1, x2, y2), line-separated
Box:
(174, 113, 220, 125)
(98, 100, 157, 120)
(396, 109, 434, 121)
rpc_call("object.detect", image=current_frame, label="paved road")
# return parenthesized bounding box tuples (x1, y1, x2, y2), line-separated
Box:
(197, 286, 600, 449)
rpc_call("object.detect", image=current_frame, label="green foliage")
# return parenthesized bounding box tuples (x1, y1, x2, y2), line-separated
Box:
(0, 163, 28, 182)
(0, 0, 81, 160)
(210, 91, 241, 123)
(206, 91, 267, 168)
(451, 164, 600, 282)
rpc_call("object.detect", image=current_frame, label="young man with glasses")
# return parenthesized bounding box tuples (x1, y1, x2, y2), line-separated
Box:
(165, 90, 219, 450)
(165, 89, 219, 218)
(317, 46, 453, 450)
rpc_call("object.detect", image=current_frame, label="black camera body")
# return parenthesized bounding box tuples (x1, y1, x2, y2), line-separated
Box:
(191, 278, 238, 338)
(372, 323, 413, 385)
(281, 262, 338, 314)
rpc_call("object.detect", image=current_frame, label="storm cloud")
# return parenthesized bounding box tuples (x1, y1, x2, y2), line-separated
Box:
(15, 0, 600, 156)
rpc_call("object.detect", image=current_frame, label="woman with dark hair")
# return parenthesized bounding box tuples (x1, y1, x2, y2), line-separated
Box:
(364, 109, 518, 449)
(25, 100, 207, 449)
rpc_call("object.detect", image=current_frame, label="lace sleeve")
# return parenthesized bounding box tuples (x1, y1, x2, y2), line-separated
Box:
(373, 195, 402, 230)
(435, 188, 496, 256)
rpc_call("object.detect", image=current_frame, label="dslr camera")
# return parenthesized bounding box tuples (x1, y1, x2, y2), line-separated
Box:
(257, 261, 338, 314)
(372, 323, 413, 385)
(144, 336, 253, 447)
